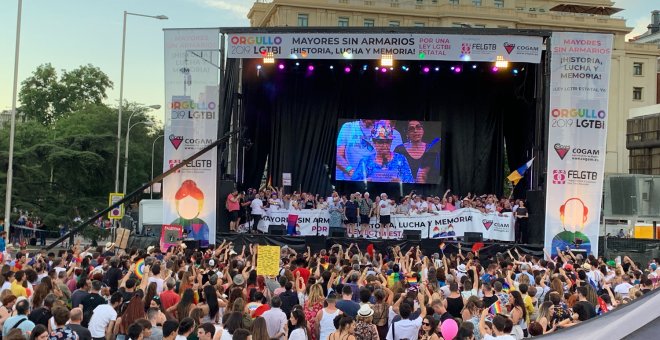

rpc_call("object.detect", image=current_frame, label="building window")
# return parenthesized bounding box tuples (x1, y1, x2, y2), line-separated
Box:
(472, 0, 481, 6)
(494, 0, 504, 8)
(338, 17, 349, 27)
(633, 87, 643, 100)
(449, 0, 459, 5)
(473, 24, 486, 28)
(633, 62, 643, 76)
(297, 14, 309, 27)
(414, 22, 426, 27)
(364, 19, 375, 27)
(389, 20, 400, 27)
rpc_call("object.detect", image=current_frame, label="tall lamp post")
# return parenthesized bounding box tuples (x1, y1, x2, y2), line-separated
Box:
(114, 11, 168, 196)
(151, 135, 164, 199)
(122, 107, 158, 195)
(4, 0, 22, 245)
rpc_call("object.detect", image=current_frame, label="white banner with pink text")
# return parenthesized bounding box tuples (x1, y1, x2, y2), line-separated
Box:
(245, 208, 514, 241)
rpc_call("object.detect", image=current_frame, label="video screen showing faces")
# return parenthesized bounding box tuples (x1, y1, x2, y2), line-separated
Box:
(336, 119, 441, 184)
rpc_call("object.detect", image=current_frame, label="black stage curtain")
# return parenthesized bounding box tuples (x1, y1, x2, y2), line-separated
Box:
(240, 59, 538, 197)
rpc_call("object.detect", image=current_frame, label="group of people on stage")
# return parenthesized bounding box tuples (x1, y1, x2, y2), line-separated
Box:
(226, 189, 529, 242)
(336, 120, 441, 184)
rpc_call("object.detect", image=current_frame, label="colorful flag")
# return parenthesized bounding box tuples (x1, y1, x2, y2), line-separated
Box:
(407, 276, 418, 286)
(502, 282, 510, 293)
(135, 258, 145, 279)
(489, 300, 503, 315)
(507, 157, 535, 185)
(472, 242, 485, 253)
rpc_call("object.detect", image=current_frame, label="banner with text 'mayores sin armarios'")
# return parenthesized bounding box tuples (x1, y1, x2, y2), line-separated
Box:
(545, 32, 612, 257)
(163, 29, 220, 248)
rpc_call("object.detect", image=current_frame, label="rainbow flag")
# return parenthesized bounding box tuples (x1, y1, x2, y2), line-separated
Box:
(407, 276, 418, 286)
(507, 157, 535, 185)
(502, 283, 510, 293)
(489, 301, 503, 315)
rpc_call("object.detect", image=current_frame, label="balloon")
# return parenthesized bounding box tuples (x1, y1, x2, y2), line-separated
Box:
(440, 319, 459, 340)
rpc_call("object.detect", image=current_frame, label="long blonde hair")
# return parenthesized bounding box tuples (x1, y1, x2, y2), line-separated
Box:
(307, 284, 325, 306)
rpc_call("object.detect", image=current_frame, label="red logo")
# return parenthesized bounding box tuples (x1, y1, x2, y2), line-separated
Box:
(169, 134, 183, 150)
(503, 42, 515, 54)
(554, 143, 570, 160)
(553, 170, 566, 184)
(482, 220, 493, 230)
(461, 43, 471, 55)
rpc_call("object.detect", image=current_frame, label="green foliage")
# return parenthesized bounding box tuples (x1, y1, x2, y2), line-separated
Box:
(18, 63, 113, 125)
(2, 63, 162, 237)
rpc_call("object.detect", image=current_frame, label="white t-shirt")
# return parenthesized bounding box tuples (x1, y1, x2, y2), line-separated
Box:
(88, 304, 118, 338)
(379, 200, 393, 216)
(484, 335, 516, 340)
(148, 277, 165, 294)
(386, 315, 423, 340)
(289, 328, 308, 340)
(250, 199, 265, 215)
(614, 282, 633, 297)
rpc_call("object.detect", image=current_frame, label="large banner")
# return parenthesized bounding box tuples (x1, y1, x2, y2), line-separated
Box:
(545, 32, 613, 257)
(250, 208, 514, 241)
(228, 33, 543, 63)
(163, 29, 220, 247)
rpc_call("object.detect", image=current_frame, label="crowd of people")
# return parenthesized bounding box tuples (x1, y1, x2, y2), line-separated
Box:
(227, 189, 529, 242)
(0, 234, 656, 340)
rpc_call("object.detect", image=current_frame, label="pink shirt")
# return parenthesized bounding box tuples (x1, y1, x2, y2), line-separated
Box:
(443, 203, 456, 212)
(226, 194, 240, 212)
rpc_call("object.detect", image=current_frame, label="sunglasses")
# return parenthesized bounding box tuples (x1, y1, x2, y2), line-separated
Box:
(422, 322, 431, 326)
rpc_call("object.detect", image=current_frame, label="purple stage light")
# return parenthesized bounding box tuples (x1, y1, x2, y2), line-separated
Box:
(423, 67, 430, 73)
(454, 67, 462, 73)
(492, 66, 499, 72)
(381, 67, 387, 73)
(344, 66, 351, 73)
(278, 64, 285, 70)
(308, 65, 315, 71)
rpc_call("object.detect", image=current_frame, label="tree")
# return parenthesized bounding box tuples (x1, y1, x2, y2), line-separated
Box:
(19, 64, 113, 125)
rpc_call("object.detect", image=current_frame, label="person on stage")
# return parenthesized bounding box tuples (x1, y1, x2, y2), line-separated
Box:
(352, 121, 413, 183)
(357, 192, 373, 238)
(336, 119, 403, 181)
(344, 194, 359, 237)
(328, 193, 344, 230)
(226, 189, 242, 232)
(250, 191, 265, 234)
(394, 120, 441, 184)
(376, 193, 395, 239)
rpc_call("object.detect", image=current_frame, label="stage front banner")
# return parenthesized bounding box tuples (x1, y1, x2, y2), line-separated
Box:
(249, 208, 514, 241)
(227, 33, 543, 63)
(544, 32, 613, 257)
(163, 28, 220, 247)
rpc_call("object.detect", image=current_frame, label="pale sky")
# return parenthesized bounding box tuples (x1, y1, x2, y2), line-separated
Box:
(0, 0, 656, 119)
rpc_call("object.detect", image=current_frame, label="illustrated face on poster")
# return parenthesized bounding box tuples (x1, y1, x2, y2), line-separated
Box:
(336, 119, 442, 184)
(170, 179, 209, 246)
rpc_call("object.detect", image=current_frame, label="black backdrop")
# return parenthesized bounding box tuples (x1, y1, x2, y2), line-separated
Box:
(239, 59, 538, 198)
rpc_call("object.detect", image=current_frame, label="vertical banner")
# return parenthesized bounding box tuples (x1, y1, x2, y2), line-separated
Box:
(163, 29, 220, 247)
(545, 32, 613, 257)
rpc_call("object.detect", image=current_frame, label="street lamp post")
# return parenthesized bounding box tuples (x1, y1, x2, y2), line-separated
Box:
(114, 11, 168, 196)
(4, 0, 22, 245)
(122, 115, 156, 196)
(151, 135, 164, 199)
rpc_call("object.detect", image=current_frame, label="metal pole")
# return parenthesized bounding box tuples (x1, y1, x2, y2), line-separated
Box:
(123, 120, 151, 195)
(115, 11, 127, 194)
(4, 0, 22, 246)
(151, 135, 164, 199)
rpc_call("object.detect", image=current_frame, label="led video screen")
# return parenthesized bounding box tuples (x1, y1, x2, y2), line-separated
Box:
(336, 119, 441, 184)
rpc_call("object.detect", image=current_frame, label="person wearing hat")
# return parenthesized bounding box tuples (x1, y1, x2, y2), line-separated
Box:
(103, 242, 116, 257)
(351, 120, 413, 183)
(386, 286, 427, 340)
(355, 304, 379, 340)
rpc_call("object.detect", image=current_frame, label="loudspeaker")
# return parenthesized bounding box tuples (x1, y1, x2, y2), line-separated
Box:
(464, 232, 483, 243)
(329, 227, 346, 238)
(216, 180, 236, 235)
(526, 190, 545, 244)
(268, 225, 286, 236)
(403, 230, 421, 241)
(183, 240, 201, 250)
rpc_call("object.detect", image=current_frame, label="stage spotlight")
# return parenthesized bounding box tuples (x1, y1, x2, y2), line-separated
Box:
(381, 54, 394, 67)
(495, 55, 509, 68)
(308, 65, 315, 71)
(301, 51, 309, 58)
(454, 67, 462, 73)
(419, 52, 426, 59)
(329, 65, 334, 70)
(513, 69, 519, 75)
(472, 64, 477, 69)
(492, 66, 499, 72)
(460, 53, 471, 62)
(295, 62, 300, 66)
(375, 67, 380, 71)
(344, 66, 351, 73)
(278, 64, 285, 70)
(263, 52, 275, 64)
(256, 65, 262, 70)
(363, 65, 368, 71)
(390, 67, 394, 70)
(434, 67, 440, 71)
(342, 51, 353, 59)
(381, 67, 387, 73)
(289, 54, 298, 59)
(422, 67, 430, 73)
